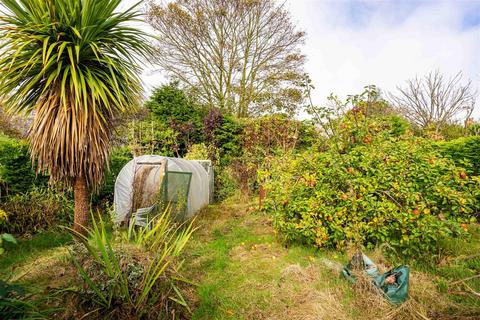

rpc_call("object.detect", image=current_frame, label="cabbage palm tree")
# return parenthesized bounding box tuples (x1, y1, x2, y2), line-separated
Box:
(0, 0, 152, 232)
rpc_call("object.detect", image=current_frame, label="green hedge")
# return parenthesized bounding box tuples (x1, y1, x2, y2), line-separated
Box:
(438, 136, 480, 175)
(0, 134, 47, 197)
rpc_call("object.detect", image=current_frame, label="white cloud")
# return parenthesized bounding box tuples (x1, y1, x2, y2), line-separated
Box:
(285, 0, 480, 118)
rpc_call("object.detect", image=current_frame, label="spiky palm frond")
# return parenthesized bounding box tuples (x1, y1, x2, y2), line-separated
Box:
(0, 0, 152, 188)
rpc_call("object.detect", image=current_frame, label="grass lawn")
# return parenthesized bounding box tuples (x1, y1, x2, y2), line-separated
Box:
(1, 198, 479, 319)
(0, 231, 72, 276)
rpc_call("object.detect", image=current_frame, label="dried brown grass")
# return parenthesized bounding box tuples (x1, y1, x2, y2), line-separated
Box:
(344, 251, 477, 320)
(262, 263, 349, 320)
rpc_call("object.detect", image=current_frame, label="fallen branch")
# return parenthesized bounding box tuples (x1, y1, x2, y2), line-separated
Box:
(450, 274, 480, 286)
(448, 290, 480, 298)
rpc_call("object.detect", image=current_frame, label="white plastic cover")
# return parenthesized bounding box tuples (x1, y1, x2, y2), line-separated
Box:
(113, 155, 210, 223)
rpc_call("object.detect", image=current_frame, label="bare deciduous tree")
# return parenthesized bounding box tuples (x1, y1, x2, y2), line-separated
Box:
(389, 71, 476, 133)
(146, 0, 306, 117)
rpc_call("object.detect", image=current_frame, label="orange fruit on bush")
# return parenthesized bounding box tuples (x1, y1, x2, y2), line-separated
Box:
(362, 136, 372, 144)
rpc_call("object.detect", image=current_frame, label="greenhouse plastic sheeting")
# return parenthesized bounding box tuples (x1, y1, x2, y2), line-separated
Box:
(342, 253, 410, 305)
(113, 155, 211, 223)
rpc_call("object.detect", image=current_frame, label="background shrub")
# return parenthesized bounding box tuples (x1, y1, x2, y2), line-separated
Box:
(0, 187, 73, 235)
(0, 135, 47, 197)
(184, 143, 210, 160)
(437, 136, 480, 176)
(214, 167, 240, 201)
(229, 114, 316, 196)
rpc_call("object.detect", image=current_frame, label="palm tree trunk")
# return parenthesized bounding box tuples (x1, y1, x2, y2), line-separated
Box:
(73, 176, 89, 234)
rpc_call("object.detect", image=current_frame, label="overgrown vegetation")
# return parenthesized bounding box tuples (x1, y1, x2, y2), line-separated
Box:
(261, 137, 478, 256)
(0, 187, 73, 235)
(260, 88, 479, 257)
(0, 0, 479, 318)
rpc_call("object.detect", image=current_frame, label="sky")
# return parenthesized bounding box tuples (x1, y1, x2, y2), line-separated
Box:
(126, 0, 480, 118)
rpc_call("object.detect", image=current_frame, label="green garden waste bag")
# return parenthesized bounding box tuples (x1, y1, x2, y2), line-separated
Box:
(342, 253, 409, 304)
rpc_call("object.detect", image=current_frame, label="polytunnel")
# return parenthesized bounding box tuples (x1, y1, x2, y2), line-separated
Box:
(113, 155, 213, 224)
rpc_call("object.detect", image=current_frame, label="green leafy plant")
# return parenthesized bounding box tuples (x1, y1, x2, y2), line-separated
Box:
(0, 232, 16, 255)
(130, 82, 207, 157)
(260, 136, 479, 257)
(70, 211, 195, 318)
(261, 88, 479, 257)
(0, 279, 59, 320)
(438, 136, 480, 176)
(184, 143, 210, 160)
(305, 85, 409, 154)
(0, 187, 73, 235)
(0, 135, 47, 197)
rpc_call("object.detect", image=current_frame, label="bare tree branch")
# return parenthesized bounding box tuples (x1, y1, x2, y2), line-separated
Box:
(146, 0, 306, 117)
(389, 70, 476, 133)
